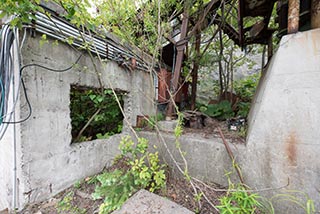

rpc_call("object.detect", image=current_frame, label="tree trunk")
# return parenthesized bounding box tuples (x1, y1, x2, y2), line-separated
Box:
(218, 29, 224, 98)
(191, 31, 201, 110)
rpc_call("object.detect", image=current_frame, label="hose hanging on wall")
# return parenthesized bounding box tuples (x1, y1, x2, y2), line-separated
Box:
(0, 23, 83, 141)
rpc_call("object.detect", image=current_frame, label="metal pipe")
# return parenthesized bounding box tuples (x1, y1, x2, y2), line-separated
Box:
(35, 17, 107, 52)
(35, 25, 107, 57)
(35, 11, 150, 71)
(35, 14, 108, 51)
(12, 28, 18, 211)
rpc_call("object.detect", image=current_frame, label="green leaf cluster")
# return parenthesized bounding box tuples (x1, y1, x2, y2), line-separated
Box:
(0, 0, 43, 28)
(203, 100, 234, 120)
(234, 73, 260, 102)
(57, 191, 87, 214)
(92, 136, 166, 214)
(217, 184, 262, 214)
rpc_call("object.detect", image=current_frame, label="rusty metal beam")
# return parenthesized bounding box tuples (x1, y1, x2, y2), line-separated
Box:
(311, 0, 320, 29)
(166, 11, 189, 119)
(287, 0, 300, 34)
(188, 0, 220, 38)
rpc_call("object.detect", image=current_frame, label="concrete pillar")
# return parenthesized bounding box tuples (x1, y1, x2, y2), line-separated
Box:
(287, 0, 300, 33)
(311, 0, 320, 29)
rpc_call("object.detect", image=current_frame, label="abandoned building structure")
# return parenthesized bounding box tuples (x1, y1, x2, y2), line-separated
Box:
(0, 0, 320, 213)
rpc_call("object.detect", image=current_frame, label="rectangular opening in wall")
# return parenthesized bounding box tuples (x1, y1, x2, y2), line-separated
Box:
(70, 85, 125, 143)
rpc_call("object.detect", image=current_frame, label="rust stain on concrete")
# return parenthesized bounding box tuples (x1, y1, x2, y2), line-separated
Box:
(286, 132, 298, 166)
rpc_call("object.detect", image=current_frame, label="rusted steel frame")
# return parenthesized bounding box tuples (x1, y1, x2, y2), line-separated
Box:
(287, 0, 300, 34)
(191, 31, 201, 110)
(166, 11, 189, 119)
(238, 0, 245, 47)
(188, 0, 220, 38)
(311, 0, 320, 29)
(218, 127, 245, 184)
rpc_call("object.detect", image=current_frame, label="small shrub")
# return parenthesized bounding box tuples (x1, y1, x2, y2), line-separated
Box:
(217, 183, 262, 214)
(234, 73, 260, 102)
(92, 136, 166, 214)
(203, 100, 234, 120)
(57, 191, 86, 214)
(236, 102, 251, 118)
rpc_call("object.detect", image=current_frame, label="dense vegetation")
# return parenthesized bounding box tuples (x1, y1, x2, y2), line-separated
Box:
(70, 86, 124, 142)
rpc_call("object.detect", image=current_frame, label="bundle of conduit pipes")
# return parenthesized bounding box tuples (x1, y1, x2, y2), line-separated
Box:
(0, 23, 22, 210)
(0, 24, 20, 141)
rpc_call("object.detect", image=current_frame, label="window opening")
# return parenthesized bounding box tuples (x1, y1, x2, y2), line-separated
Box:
(70, 85, 124, 143)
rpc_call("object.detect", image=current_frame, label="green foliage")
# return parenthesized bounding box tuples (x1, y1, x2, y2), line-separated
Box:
(92, 136, 166, 214)
(147, 113, 165, 129)
(217, 183, 263, 214)
(73, 180, 82, 189)
(233, 73, 260, 118)
(57, 191, 86, 214)
(234, 73, 260, 102)
(202, 100, 234, 120)
(70, 86, 124, 142)
(0, 0, 43, 28)
(174, 112, 184, 138)
(237, 102, 251, 118)
(271, 191, 316, 214)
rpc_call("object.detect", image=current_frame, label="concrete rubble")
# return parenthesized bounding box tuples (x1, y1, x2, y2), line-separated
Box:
(111, 190, 194, 214)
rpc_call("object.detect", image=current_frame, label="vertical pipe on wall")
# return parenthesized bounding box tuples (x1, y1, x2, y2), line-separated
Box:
(12, 28, 18, 211)
(287, 0, 300, 34)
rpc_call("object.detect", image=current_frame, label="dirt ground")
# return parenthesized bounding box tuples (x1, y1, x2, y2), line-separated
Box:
(20, 160, 227, 214)
(20, 116, 243, 214)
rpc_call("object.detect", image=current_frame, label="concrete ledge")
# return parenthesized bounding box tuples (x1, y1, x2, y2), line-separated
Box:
(138, 131, 245, 186)
(157, 120, 178, 132)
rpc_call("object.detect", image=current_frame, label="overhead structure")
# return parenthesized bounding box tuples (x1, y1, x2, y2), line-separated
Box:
(163, 0, 318, 119)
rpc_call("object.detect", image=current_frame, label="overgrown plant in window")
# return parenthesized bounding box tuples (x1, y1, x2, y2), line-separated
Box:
(70, 86, 124, 142)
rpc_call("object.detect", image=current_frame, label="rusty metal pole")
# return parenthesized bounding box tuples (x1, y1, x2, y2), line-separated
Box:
(166, 11, 189, 120)
(287, 0, 300, 34)
(311, 0, 320, 29)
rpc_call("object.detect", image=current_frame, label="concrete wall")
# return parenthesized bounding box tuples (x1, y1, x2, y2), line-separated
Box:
(139, 29, 320, 213)
(0, 32, 156, 211)
(138, 131, 244, 186)
(243, 28, 320, 212)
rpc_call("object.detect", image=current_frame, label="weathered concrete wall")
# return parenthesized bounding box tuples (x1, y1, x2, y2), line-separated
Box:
(139, 131, 244, 186)
(243, 28, 320, 212)
(0, 31, 156, 211)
